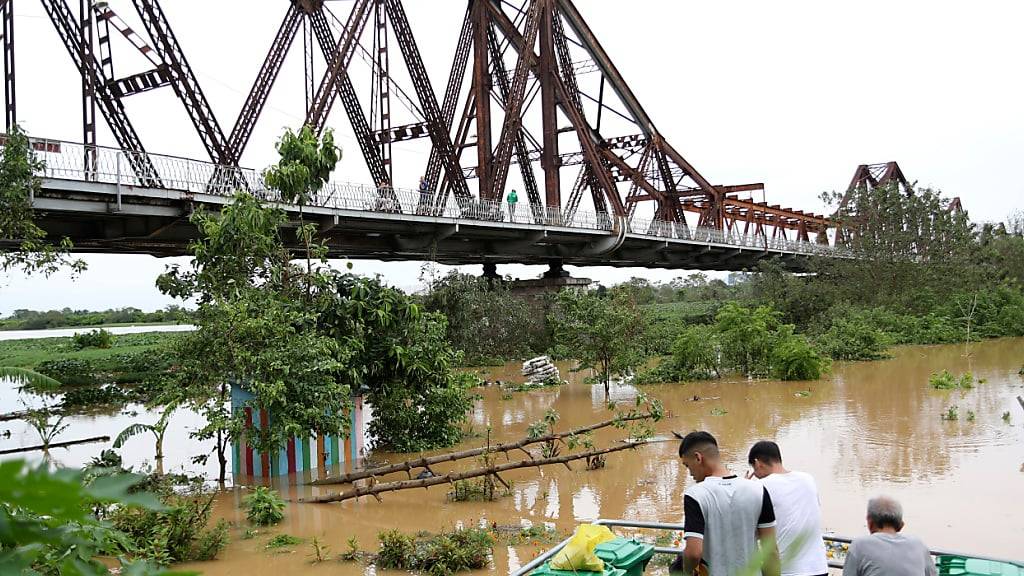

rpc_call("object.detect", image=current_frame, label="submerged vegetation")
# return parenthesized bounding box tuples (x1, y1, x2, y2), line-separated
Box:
(929, 370, 976, 390)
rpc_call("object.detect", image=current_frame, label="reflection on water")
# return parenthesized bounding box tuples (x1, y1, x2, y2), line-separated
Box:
(3, 339, 1023, 574)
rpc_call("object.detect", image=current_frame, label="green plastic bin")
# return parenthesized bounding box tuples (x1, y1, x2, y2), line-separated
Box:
(937, 555, 1024, 576)
(594, 537, 656, 576)
(531, 562, 626, 576)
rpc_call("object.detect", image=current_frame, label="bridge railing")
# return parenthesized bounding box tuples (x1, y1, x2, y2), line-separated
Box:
(23, 137, 844, 257)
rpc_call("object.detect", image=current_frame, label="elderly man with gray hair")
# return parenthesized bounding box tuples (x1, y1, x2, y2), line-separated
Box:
(842, 496, 937, 576)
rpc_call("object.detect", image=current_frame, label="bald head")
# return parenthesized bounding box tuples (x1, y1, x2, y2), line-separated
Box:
(866, 495, 904, 531)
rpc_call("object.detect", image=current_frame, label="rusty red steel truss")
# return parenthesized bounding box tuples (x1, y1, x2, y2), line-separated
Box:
(2, 0, 835, 244)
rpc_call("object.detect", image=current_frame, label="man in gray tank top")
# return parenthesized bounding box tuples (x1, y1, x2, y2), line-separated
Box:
(842, 496, 937, 576)
(671, 431, 781, 576)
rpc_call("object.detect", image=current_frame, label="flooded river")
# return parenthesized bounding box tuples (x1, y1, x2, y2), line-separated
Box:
(2, 337, 1023, 574)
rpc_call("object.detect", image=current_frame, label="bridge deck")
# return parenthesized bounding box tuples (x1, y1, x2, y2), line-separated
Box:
(22, 139, 844, 271)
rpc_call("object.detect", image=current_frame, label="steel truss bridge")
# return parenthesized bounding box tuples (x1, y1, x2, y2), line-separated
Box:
(1, 0, 845, 271)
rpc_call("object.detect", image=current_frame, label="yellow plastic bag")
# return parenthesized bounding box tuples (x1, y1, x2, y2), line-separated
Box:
(550, 524, 616, 572)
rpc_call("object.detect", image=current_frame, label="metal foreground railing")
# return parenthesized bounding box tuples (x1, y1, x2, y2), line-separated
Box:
(512, 519, 1024, 576)
(22, 137, 847, 257)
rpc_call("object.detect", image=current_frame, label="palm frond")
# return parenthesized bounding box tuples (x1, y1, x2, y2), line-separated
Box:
(113, 423, 154, 448)
(0, 367, 62, 391)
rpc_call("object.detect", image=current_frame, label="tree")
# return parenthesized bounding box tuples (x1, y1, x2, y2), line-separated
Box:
(0, 125, 85, 276)
(420, 270, 544, 362)
(548, 290, 647, 397)
(318, 274, 475, 452)
(158, 191, 352, 482)
(262, 125, 340, 279)
(715, 302, 783, 377)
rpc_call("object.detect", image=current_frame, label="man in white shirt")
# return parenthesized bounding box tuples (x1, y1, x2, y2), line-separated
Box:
(671, 431, 781, 576)
(747, 440, 829, 576)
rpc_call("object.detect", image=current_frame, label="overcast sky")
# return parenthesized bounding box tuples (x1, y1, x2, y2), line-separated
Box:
(2, 0, 1022, 315)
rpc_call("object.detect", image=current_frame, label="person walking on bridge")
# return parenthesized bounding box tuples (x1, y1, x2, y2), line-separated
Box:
(747, 440, 828, 576)
(842, 496, 936, 576)
(673, 431, 781, 576)
(506, 189, 518, 221)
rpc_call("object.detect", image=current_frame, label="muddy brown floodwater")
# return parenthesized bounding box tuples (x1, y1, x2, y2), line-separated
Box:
(3, 338, 1023, 574)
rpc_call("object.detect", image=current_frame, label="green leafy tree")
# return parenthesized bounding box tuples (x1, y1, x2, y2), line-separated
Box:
(262, 125, 340, 278)
(158, 191, 352, 481)
(715, 302, 783, 377)
(0, 125, 85, 276)
(548, 290, 647, 397)
(420, 270, 545, 363)
(318, 274, 474, 452)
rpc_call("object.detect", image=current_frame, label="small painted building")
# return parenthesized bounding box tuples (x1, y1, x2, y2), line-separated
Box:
(230, 384, 365, 480)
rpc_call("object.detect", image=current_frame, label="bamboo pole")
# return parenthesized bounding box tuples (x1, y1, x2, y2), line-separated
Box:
(301, 441, 644, 504)
(0, 410, 31, 422)
(0, 435, 110, 455)
(311, 411, 656, 486)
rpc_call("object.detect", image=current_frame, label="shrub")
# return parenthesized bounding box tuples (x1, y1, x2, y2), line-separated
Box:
(265, 533, 303, 550)
(73, 328, 114, 349)
(244, 486, 285, 526)
(193, 519, 230, 561)
(377, 529, 418, 570)
(377, 527, 495, 575)
(772, 336, 829, 381)
(818, 315, 890, 361)
(941, 406, 959, 421)
(109, 482, 229, 564)
(929, 370, 974, 390)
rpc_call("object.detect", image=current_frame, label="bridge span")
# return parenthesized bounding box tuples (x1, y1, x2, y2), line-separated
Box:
(19, 139, 842, 272)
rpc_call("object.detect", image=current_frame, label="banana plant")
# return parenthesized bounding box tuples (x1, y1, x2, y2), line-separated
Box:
(0, 367, 62, 391)
(113, 402, 178, 475)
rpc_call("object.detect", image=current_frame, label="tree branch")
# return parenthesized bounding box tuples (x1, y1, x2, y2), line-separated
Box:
(300, 441, 643, 504)
(310, 411, 655, 486)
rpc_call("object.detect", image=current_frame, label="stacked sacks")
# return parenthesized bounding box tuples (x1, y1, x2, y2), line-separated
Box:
(522, 356, 560, 384)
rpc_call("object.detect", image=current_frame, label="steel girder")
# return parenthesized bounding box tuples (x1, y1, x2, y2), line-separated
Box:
(38, 0, 161, 187)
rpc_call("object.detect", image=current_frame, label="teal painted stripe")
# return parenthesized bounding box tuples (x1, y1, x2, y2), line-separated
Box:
(232, 437, 240, 478)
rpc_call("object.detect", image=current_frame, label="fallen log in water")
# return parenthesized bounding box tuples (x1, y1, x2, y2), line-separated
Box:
(300, 441, 644, 504)
(311, 411, 656, 486)
(0, 435, 110, 455)
(0, 410, 31, 423)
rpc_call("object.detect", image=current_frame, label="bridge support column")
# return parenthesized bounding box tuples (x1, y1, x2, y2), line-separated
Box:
(482, 262, 499, 280)
(543, 259, 569, 279)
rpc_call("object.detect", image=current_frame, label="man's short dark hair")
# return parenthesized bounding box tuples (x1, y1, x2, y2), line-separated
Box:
(748, 440, 782, 466)
(679, 431, 719, 458)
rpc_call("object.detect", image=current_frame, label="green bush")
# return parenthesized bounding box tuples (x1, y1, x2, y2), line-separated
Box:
(772, 336, 829, 381)
(818, 315, 890, 361)
(244, 486, 285, 526)
(377, 529, 418, 570)
(377, 527, 495, 575)
(265, 533, 303, 549)
(73, 328, 114, 349)
(109, 482, 229, 565)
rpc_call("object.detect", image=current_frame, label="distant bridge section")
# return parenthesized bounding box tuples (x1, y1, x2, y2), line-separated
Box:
(18, 139, 845, 271)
